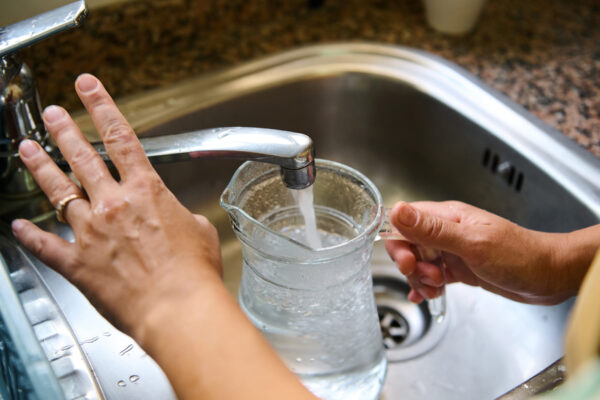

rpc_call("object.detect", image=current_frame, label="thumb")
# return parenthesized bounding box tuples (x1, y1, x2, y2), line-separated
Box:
(390, 202, 466, 253)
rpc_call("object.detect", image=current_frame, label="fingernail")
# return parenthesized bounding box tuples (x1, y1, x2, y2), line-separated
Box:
(76, 74, 98, 93)
(19, 140, 39, 157)
(396, 203, 418, 227)
(43, 105, 65, 124)
(11, 219, 25, 235)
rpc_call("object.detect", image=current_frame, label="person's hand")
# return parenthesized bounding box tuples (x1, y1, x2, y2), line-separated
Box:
(10, 74, 318, 400)
(385, 201, 594, 305)
(10, 73, 223, 337)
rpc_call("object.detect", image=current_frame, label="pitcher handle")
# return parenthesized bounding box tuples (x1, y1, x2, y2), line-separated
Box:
(377, 208, 446, 323)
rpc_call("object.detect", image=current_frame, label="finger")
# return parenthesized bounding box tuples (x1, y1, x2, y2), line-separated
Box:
(420, 285, 443, 299)
(19, 140, 89, 227)
(389, 202, 469, 254)
(415, 261, 445, 287)
(405, 267, 443, 300)
(442, 252, 480, 286)
(41, 106, 116, 200)
(385, 240, 416, 276)
(407, 201, 464, 222)
(75, 74, 152, 180)
(12, 219, 76, 275)
(408, 289, 424, 303)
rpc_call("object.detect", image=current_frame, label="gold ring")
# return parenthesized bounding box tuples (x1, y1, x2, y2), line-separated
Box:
(56, 193, 86, 223)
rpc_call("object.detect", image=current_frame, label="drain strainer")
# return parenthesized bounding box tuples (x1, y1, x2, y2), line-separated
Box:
(379, 306, 409, 349)
(373, 273, 448, 361)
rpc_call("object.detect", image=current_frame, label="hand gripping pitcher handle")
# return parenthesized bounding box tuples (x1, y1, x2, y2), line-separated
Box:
(377, 208, 447, 322)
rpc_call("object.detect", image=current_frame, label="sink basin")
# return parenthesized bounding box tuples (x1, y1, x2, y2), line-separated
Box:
(3, 43, 600, 399)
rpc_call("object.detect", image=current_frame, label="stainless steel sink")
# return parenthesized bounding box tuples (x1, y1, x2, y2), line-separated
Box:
(5, 43, 600, 399)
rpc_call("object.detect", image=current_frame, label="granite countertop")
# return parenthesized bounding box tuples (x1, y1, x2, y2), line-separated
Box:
(23, 0, 600, 157)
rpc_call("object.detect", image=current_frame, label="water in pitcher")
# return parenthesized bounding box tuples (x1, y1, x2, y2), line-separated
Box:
(238, 186, 387, 400)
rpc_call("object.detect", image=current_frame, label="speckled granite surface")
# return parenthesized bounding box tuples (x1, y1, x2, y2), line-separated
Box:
(22, 0, 600, 157)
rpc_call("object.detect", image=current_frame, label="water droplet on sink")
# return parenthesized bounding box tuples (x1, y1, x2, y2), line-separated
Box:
(217, 128, 231, 138)
(295, 357, 303, 363)
(103, 331, 111, 337)
(80, 336, 99, 345)
(117, 380, 126, 387)
(129, 375, 140, 383)
(119, 343, 134, 356)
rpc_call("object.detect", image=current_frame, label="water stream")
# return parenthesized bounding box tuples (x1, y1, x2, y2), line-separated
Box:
(291, 186, 322, 249)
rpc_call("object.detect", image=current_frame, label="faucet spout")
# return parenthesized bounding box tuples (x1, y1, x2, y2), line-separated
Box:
(53, 127, 316, 189)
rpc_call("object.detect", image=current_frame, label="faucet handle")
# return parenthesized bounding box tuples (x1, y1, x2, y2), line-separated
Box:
(0, 1, 87, 196)
(0, 0, 87, 58)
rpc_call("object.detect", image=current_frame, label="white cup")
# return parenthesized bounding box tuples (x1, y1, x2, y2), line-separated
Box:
(422, 0, 488, 35)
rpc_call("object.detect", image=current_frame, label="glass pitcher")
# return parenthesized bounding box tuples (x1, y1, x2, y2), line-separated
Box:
(220, 159, 444, 399)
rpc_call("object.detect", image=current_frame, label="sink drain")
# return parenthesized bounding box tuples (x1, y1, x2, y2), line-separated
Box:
(373, 273, 448, 361)
(379, 306, 409, 349)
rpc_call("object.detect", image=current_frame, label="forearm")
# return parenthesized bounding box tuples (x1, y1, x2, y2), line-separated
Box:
(133, 275, 317, 400)
(547, 224, 600, 300)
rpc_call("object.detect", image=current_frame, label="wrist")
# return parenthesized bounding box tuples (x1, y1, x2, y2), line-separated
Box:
(129, 266, 226, 347)
(546, 226, 600, 300)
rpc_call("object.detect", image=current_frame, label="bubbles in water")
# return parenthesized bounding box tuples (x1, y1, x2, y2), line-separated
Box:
(239, 236, 386, 399)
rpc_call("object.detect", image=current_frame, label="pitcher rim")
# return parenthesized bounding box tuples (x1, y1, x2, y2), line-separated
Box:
(220, 159, 385, 259)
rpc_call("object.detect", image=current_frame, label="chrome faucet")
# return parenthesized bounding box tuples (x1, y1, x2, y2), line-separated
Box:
(0, 0, 315, 203)
(52, 127, 316, 189)
(1, 1, 87, 197)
